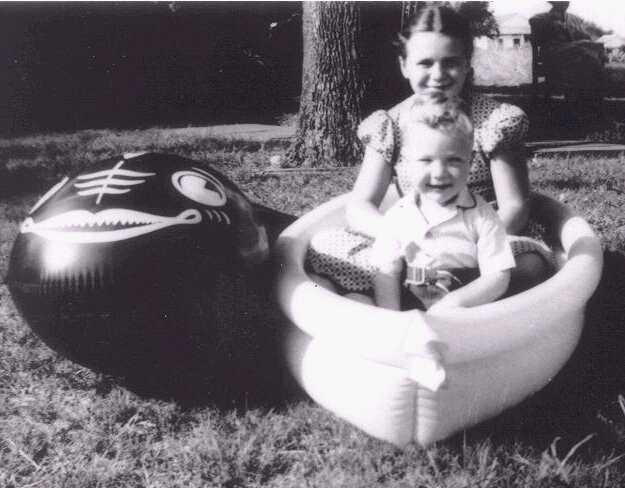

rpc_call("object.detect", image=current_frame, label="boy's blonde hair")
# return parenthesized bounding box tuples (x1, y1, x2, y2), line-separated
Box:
(410, 98, 474, 147)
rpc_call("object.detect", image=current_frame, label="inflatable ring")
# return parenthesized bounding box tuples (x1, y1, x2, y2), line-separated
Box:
(275, 189, 603, 447)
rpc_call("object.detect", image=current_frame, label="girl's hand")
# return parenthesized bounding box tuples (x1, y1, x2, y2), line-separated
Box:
(374, 268, 402, 311)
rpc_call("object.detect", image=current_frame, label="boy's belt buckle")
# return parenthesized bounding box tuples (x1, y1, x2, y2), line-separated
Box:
(406, 266, 437, 286)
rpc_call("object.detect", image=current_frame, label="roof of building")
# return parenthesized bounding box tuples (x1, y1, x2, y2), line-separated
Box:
(598, 33, 625, 49)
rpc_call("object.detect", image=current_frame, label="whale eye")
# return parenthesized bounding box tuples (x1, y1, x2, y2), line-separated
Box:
(171, 170, 227, 207)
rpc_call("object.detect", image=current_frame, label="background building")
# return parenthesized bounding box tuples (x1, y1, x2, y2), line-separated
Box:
(473, 14, 532, 87)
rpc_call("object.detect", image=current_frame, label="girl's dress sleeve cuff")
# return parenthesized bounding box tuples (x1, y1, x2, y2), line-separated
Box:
(478, 103, 529, 156)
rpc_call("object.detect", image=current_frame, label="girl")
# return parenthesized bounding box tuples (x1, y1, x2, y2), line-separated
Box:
(307, 5, 552, 300)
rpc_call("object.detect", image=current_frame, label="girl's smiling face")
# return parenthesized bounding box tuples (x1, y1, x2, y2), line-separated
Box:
(399, 32, 470, 103)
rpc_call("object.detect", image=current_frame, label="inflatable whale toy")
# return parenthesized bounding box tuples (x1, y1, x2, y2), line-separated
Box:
(276, 187, 603, 447)
(7, 152, 290, 397)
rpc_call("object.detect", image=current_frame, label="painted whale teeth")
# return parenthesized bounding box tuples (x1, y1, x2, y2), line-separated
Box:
(21, 208, 203, 243)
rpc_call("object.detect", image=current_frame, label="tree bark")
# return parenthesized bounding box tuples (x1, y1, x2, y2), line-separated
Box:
(287, 2, 363, 168)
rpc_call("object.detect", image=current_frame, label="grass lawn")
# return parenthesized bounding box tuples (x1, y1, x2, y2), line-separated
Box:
(2, 127, 625, 487)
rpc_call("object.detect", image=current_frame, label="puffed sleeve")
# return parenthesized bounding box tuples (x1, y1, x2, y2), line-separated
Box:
(477, 103, 529, 155)
(357, 110, 396, 163)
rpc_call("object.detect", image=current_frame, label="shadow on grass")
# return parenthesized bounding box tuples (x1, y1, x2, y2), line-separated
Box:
(457, 249, 625, 452)
(539, 177, 594, 192)
(116, 301, 307, 412)
(538, 176, 624, 193)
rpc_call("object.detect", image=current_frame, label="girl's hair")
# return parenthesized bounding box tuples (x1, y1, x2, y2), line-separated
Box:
(396, 4, 474, 60)
(411, 98, 474, 146)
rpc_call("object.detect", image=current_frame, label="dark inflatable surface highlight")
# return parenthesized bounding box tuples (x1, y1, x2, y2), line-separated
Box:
(7, 152, 296, 405)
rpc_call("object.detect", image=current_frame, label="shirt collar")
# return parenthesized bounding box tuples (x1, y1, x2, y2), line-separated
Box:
(450, 187, 477, 210)
(406, 187, 476, 232)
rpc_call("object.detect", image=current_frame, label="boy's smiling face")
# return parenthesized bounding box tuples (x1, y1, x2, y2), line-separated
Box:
(401, 125, 472, 205)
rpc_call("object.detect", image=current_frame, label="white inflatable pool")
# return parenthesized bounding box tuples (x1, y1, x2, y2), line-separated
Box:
(275, 188, 603, 447)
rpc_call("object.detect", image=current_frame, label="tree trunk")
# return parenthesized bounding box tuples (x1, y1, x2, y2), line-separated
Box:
(287, 2, 363, 168)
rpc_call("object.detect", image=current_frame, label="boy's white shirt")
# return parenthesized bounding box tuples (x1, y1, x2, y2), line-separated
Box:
(371, 187, 516, 275)
(372, 187, 515, 392)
